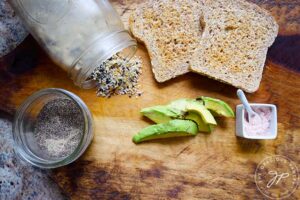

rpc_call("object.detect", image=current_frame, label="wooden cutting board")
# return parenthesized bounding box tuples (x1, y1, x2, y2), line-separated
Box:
(0, 0, 299, 199)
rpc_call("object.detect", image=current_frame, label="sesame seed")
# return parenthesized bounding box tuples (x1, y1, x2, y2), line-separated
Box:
(89, 54, 142, 98)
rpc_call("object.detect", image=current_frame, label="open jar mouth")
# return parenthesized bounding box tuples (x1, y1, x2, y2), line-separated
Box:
(13, 88, 94, 168)
(70, 30, 137, 89)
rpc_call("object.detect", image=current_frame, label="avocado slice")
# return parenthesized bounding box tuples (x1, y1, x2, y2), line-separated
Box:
(185, 101, 217, 125)
(199, 96, 235, 117)
(141, 99, 192, 124)
(185, 112, 215, 132)
(132, 119, 198, 143)
(168, 99, 217, 125)
(141, 105, 182, 123)
(168, 98, 194, 111)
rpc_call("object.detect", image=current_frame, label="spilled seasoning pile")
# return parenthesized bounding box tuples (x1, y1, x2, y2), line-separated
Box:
(34, 99, 84, 159)
(89, 55, 142, 98)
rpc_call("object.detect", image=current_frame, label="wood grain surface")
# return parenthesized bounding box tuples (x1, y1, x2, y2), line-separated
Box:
(0, 0, 299, 199)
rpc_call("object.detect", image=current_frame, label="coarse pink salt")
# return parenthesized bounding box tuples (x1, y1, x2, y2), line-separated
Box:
(244, 107, 272, 136)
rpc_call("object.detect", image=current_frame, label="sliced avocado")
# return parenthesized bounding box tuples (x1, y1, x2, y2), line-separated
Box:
(199, 96, 235, 117)
(168, 98, 194, 111)
(168, 98, 217, 125)
(141, 105, 182, 123)
(185, 112, 215, 132)
(185, 101, 217, 125)
(132, 119, 198, 143)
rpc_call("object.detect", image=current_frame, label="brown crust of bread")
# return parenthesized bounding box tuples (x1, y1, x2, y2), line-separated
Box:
(129, 0, 278, 92)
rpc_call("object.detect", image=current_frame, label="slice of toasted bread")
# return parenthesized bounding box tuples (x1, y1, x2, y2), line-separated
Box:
(129, 0, 204, 82)
(191, 0, 278, 92)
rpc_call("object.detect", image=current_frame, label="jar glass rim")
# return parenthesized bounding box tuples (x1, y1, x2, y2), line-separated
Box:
(70, 30, 137, 89)
(13, 88, 93, 168)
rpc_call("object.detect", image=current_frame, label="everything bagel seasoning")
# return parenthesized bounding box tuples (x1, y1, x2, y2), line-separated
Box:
(89, 55, 142, 98)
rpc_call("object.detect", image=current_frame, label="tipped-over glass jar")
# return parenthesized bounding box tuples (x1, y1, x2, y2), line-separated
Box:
(9, 0, 137, 88)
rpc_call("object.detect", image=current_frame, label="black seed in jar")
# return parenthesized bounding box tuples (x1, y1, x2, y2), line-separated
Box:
(34, 99, 84, 159)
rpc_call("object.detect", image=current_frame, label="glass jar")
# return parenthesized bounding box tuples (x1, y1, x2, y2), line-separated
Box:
(13, 88, 94, 168)
(9, 0, 137, 88)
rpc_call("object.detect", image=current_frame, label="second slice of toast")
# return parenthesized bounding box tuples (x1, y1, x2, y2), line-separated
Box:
(191, 0, 278, 92)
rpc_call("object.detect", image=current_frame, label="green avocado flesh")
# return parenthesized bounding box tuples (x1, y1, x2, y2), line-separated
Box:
(142, 98, 217, 125)
(132, 119, 198, 143)
(140, 105, 182, 123)
(168, 98, 217, 125)
(185, 101, 217, 125)
(136, 97, 234, 143)
(200, 96, 235, 117)
(185, 112, 214, 132)
(168, 98, 194, 111)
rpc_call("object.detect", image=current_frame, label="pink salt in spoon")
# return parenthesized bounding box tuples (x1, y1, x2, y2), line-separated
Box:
(237, 89, 262, 124)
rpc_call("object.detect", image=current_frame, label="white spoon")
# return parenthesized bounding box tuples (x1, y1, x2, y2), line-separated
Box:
(237, 89, 261, 124)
